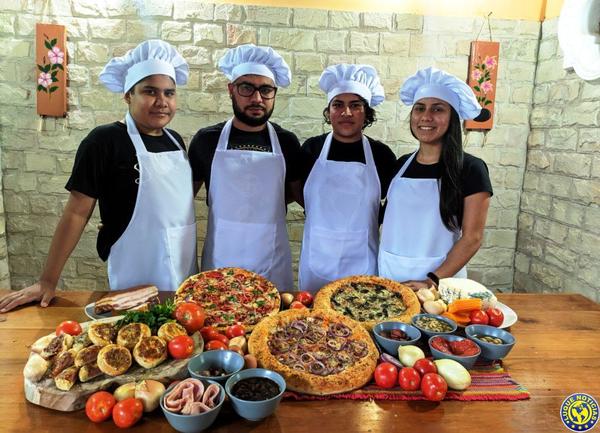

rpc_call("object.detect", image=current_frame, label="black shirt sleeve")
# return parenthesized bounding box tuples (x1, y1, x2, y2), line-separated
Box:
(273, 124, 302, 183)
(461, 154, 493, 197)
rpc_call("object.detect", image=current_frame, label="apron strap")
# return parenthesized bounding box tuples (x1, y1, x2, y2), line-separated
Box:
(397, 151, 418, 177)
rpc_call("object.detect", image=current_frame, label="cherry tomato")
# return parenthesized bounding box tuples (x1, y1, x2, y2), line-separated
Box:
(225, 324, 246, 339)
(200, 326, 220, 342)
(206, 340, 228, 351)
(174, 302, 206, 334)
(486, 308, 504, 327)
(294, 291, 314, 307)
(112, 397, 143, 428)
(168, 335, 195, 359)
(374, 362, 398, 389)
(289, 301, 306, 309)
(469, 309, 489, 325)
(420, 373, 447, 401)
(211, 333, 229, 345)
(398, 367, 421, 391)
(85, 391, 116, 423)
(413, 358, 437, 377)
(56, 320, 82, 336)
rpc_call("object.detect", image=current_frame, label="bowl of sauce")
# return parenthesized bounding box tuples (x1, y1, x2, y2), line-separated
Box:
(225, 368, 286, 421)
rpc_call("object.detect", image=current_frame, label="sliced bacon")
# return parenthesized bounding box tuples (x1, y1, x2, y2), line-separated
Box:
(94, 285, 159, 314)
(164, 378, 220, 415)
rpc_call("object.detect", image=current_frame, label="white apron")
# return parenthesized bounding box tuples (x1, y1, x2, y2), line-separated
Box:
(378, 151, 467, 282)
(201, 119, 293, 291)
(299, 133, 381, 293)
(107, 112, 198, 291)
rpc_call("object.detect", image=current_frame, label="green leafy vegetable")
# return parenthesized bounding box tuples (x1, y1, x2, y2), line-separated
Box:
(116, 299, 176, 333)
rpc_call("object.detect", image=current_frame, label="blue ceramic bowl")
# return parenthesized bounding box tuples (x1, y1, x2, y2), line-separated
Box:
(428, 334, 481, 370)
(373, 321, 422, 355)
(465, 324, 516, 360)
(160, 379, 225, 433)
(188, 350, 245, 384)
(225, 368, 286, 421)
(411, 313, 458, 338)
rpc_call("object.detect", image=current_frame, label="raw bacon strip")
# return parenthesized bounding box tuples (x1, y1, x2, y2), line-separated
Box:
(164, 378, 221, 415)
(94, 285, 159, 314)
(201, 383, 221, 408)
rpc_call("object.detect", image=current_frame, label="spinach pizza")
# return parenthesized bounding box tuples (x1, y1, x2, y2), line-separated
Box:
(248, 308, 378, 395)
(313, 275, 420, 330)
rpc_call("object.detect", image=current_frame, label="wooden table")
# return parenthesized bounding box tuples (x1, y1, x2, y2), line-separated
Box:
(1, 292, 598, 433)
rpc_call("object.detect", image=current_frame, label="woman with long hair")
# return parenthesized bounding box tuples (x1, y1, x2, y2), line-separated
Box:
(378, 67, 493, 289)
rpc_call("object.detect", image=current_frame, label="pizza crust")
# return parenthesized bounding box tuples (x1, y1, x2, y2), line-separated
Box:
(313, 275, 420, 330)
(249, 309, 378, 396)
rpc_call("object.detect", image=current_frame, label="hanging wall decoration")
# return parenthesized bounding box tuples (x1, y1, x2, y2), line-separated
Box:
(36, 23, 67, 117)
(465, 40, 499, 130)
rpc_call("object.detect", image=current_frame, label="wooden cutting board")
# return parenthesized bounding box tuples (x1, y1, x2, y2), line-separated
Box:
(24, 318, 204, 412)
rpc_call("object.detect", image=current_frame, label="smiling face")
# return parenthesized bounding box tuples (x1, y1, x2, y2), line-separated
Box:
(409, 97, 452, 146)
(125, 74, 176, 136)
(327, 93, 366, 143)
(228, 74, 276, 128)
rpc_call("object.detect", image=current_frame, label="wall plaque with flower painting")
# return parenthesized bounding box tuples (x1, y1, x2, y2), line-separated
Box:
(465, 41, 499, 130)
(36, 23, 67, 117)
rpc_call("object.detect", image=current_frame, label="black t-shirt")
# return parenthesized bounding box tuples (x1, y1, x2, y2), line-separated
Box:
(395, 152, 493, 197)
(188, 122, 302, 199)
(65, 121, 186, 261)
(300, 134, 397, 199)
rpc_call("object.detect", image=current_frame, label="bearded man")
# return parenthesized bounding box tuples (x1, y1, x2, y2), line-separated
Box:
(188, 44, 301, 291)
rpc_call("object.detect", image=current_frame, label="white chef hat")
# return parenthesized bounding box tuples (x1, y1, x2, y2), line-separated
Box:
(319, 64, 385, 107)
(400, 67, 482, 120)
(218, 44, 291, 87)
(99, 40, 188, 93)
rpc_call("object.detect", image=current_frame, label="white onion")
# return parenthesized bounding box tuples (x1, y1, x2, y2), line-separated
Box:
(135, 379, 166, 412)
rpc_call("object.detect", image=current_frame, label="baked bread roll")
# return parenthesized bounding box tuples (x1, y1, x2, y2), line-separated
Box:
(133, 336, 168, 369)
(51, 349, 77, 377)
(117, 323, 151, 350)
(72, 331, 92, 352)
(79, 363, 103, 382)
(40, 334, 73, 360)
(75, 345, 102, 367)
(54, 366, 79, 391)
(157, 322, 187, 342)
(23, 353, 49, 382)
(30, 335, 55, 354)
(97, 344, 132, 376)
(88, 322, 117, 347)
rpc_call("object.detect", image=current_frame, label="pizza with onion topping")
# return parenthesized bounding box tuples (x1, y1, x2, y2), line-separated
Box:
(313, 275, 420, 330)
(174, 268, 280, 332)
(248, 309, 378, 395)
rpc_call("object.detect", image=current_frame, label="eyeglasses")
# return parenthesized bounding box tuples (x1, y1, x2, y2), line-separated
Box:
(235, 82, 278, 99)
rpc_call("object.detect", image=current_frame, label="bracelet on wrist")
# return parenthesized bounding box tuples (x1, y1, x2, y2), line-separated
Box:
(426, 272, 440, 287)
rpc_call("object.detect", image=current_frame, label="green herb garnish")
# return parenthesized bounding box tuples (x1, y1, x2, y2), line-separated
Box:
(116, 299, 176, 334)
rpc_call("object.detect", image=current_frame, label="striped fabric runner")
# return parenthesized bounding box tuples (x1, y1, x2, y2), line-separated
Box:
(283, 361, 531, 401)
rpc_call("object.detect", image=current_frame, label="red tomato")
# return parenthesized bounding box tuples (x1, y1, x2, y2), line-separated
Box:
(289, 301, 306, 309)
(420, 373, 447, 401)
(294, 291, 314, 307)
(112, 397, 143, 428)
(413, 358, 437, 377)
(200, 326, 220, 342)
(469, 309, 489, 325)
(374, 362, 398, 389)
(398, 367, 421, 391)
(56, 320, 82, 336)
(205, 340, 228, 351)
(486, 308, 504, 327)
(85, 391, 116, 423)
(212, 333, 230, 345)
(174, 302, 206, 334)
(225, 324, 246, 339)
(168, 335, 195, 359)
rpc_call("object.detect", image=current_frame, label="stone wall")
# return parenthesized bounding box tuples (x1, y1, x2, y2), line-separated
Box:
(0, 0, 541, 292)
(514, 18, 600, 301)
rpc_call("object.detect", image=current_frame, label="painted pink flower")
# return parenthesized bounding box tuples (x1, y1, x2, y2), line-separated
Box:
(471, 69, 483, 81)
(38, 72, 52, 88)
(47, 46, 64, 65)
(484, 56, 496, 69)
(481, 80, 494, 93)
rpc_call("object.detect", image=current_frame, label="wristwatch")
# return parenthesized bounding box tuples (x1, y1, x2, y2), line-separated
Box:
(426, 272, 440, 287)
